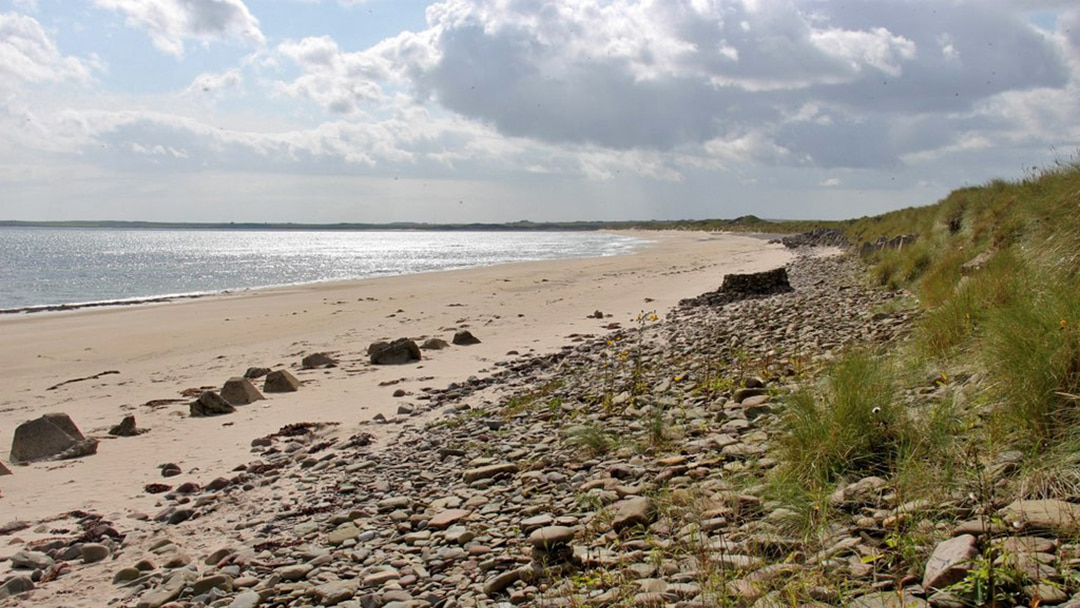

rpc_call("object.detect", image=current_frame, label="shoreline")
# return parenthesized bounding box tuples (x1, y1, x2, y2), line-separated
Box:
(0, 244, 924, 608)
(0, 231, 791, 515)
(0, 231, 649, 316)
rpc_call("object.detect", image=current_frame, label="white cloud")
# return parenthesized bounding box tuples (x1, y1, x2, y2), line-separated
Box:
(274, 36, 394, 114)
(0, 12, 93, 86)
(184, 68, 242, 98)
(4, 0, 1080, 223)
(92, 0, 265, 57)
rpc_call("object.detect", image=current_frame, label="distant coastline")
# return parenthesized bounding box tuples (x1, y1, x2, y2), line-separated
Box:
(0, 215, 841, 233)
(0, 219, 631, 232)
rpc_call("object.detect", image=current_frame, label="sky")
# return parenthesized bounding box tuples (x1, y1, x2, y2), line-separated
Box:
(0, 0, 1078, 223)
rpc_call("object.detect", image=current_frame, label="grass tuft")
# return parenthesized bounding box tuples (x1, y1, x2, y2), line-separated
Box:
(777, 349, 907, 485)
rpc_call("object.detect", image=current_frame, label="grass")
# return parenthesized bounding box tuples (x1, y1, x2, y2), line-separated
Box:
(505, 158, 1080, 607)
(757, 158, 1080, 603)
(777, 349, 909, 486)
(565, 423, 616, 456)
(984, 270, 1080, 445)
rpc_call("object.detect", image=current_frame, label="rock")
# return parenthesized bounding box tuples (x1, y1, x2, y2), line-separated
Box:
(361, 568, 400, 586)
(680, 267, 793, 307)
(327, 523, 360, 545)
(0, 576, 33, 600)
(192, 574, 233, 595)
(780, 228, 849, 249)
(113, 567, 142, 584)
(428, 509, 472, 530)
(378, 496, 411, 511)
(243, 367, 270, 379)
(452, 330, 481, 345)
(1027, 583, 1068, 605)
(230, 590, 262, 608)
(314, 580, 357, 605)
(484, 568, 523, 595)
(858, 234, 918, 257)
(370, 338, 422, 365)
(961, 249, 995, 276)
(81, 543, 111, 563)
(732, 387, 767, 404)
(302, 352, 337, 369)
(108, 414, 141, 437)
(1000, 500, 1080, 533)
(421, 337, 450, 350)
(205, 476, 230, 491)
(167, 508, 194, 525)
(277, 563, 314, 581)
(923, 534, 978, 591)
(528, 526, 576, 549)
(463, 463, 518, 483)
(11, 550, 53, 570)
(221, 377, 265, 405)
(850, 591, 929, 608)
(591, 310, 605, 319)
(0, 462, 10, 476)
(927, 590, 967, 608)
(611, 496, 656, 532)
(10, 413, 98, 463)
(136, 570, 194, 608)
(190, 391, 235, 417)
(263, 369, 301, 393)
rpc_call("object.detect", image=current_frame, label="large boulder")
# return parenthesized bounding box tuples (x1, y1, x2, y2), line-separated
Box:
(421, 338, 450, 350)
(452, 331, 482, 346)
(221, 377, 265, 405)
(680, 267, 793, 307)
(370, 339, 422, 365)
(263, 369, 301, 393)
(10, 413, 98, 463)
(301, 352, 337, 369)
(189, 391, 235, 417)
(720, 267, 792, 295)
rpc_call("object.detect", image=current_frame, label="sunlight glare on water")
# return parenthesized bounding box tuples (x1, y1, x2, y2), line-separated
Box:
(0, 228, 643, 311)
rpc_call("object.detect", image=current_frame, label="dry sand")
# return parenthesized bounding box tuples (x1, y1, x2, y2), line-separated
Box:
(0, 231, 792, 529)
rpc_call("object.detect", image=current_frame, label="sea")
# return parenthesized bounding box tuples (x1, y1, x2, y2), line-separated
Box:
(0, 227, 645, 312)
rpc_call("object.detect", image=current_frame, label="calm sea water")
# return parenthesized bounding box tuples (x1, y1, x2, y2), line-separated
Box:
(0, 228, 644, 311)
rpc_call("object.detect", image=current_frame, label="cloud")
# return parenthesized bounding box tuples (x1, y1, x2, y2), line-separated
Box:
(92, 0, 265, 57)
(274, 36, 392, 114)
(0, 12, 94, 86)
(183, 68, 242, 98)
(266, 0, 1076, 173)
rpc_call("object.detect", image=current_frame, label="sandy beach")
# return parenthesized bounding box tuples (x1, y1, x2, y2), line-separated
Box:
(0, 232, 791, 524)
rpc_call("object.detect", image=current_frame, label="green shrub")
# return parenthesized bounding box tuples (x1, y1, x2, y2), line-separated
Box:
(778, 350, 908, 485)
